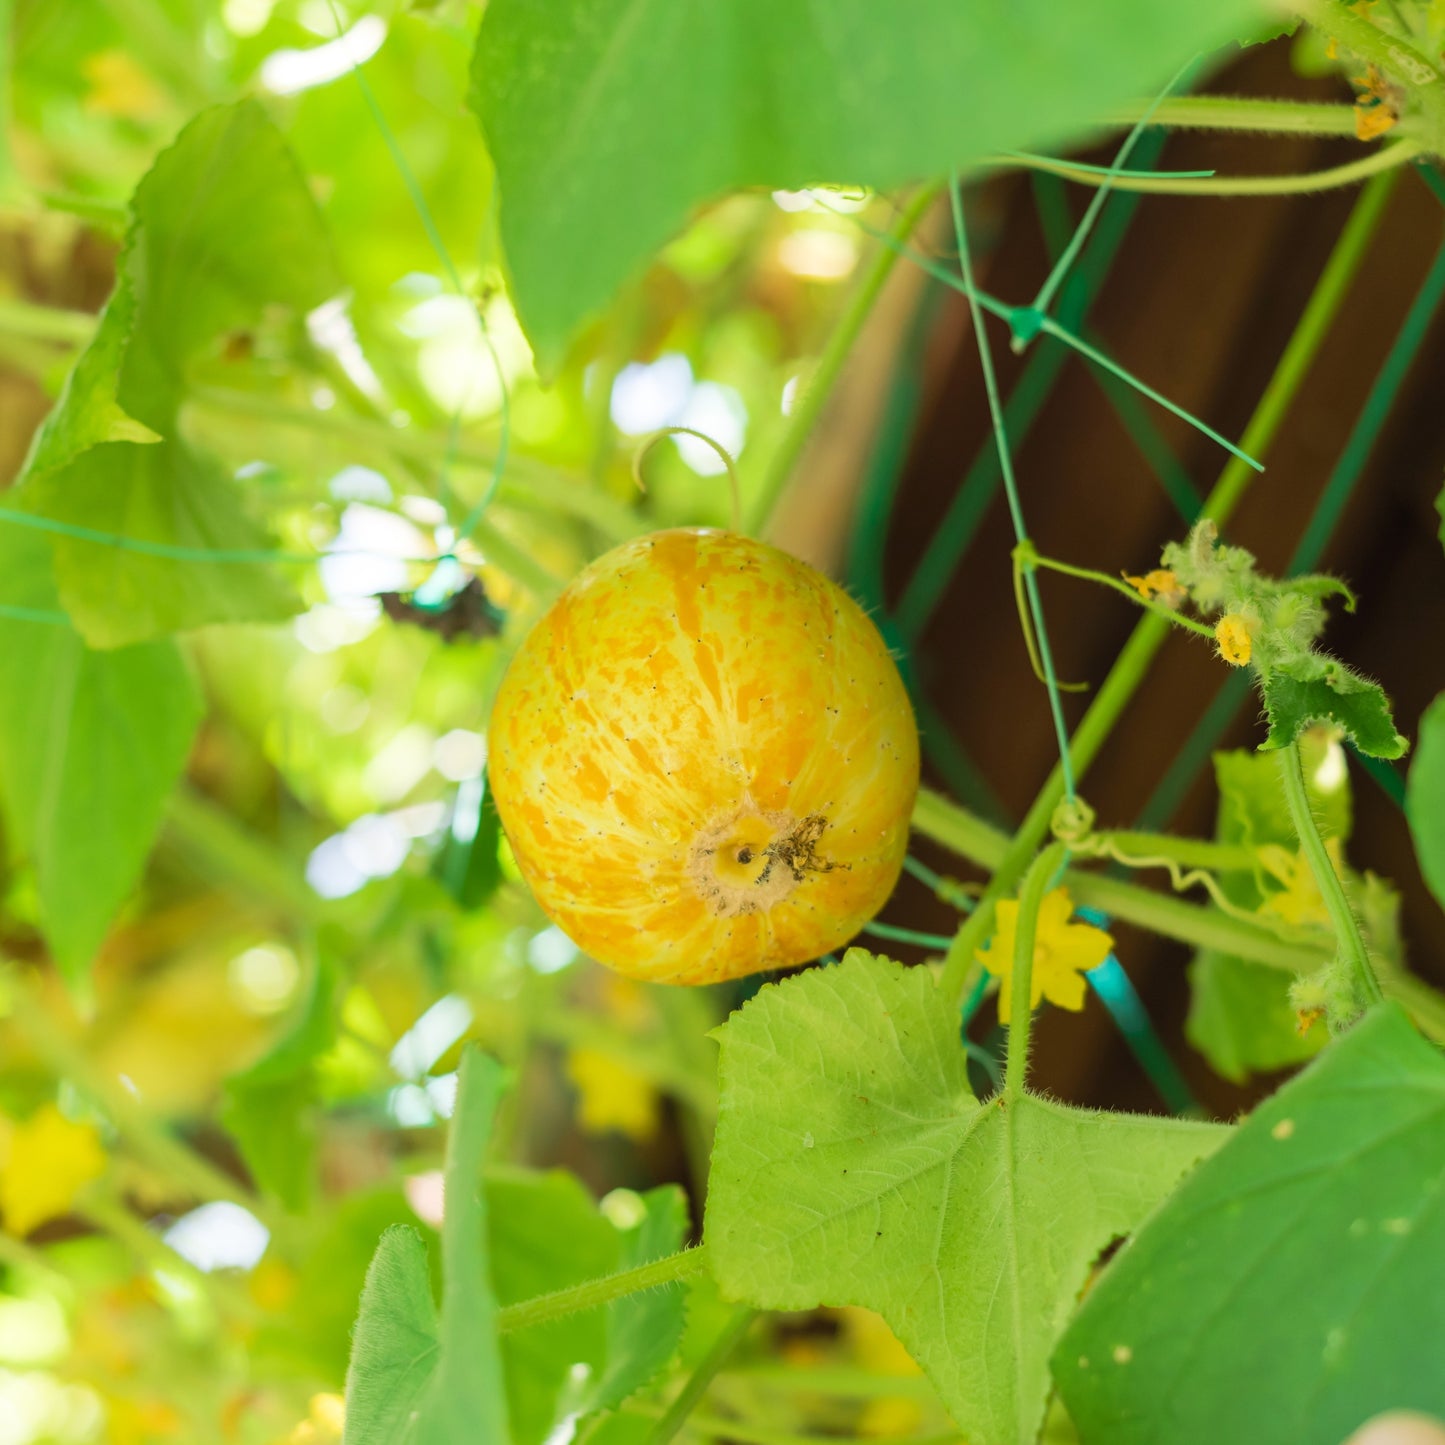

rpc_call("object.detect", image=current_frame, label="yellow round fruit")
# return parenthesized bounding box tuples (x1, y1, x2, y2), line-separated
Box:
(487, 528, 920, 984)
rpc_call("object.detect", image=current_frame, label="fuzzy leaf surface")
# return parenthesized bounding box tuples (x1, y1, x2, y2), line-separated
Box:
(1260, 667, 1407, 759)
(706, 951, 1226, 1445)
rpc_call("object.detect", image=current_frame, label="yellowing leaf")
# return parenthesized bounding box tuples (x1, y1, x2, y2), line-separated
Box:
(0, 1103, 107, 1236)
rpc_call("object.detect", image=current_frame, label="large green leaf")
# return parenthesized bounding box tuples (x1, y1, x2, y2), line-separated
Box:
(1406, 692, 1445, 914)
(115, 100, 341, 430)
(343, 1048, 511, 1445)
(470, 0, 1269, 373)
(705, 951, 1226, 1445)
(1056, 1005, 1445, 1444)
(17, 100, 341, 646)
(0, 525, 201, 984)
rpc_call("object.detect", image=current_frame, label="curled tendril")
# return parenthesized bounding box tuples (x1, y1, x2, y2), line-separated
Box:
(1068, 833, 1324, 944)
(632, 427, 743, 533)
(1011, 543, 1090, 693)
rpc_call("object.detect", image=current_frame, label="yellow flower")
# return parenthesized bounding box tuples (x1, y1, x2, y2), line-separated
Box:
(1122, 568, 1186, 609)
(976, 887, 1113, 1025)
(1215, 614, 1253, 666)
(0, 1103, 107, 1236)
(565, 1048, 660, 1142)
(1257, 840, 1344, 929)
(1351, 64, 1398, 141)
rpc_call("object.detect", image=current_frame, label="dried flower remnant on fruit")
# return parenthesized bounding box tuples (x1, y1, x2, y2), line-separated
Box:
(1122, 568, 1186, 609)
(976, 886, 1114, 1025)
(1215, 614, 1253, 666)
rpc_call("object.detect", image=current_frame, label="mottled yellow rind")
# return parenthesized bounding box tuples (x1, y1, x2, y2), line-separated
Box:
(488, 528, 920, 984)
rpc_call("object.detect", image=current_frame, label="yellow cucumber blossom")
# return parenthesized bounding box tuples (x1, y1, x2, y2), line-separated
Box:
(976, 886, 1114, 1025)
(1122, 568, 1187, 609)
(1215, 614, 1253, 666)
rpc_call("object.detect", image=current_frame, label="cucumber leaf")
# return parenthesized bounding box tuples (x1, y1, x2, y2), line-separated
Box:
(471, 0, 1270, 372)
(1057, 1005, 1445, 1444)
(706, 950, 1226, 1445)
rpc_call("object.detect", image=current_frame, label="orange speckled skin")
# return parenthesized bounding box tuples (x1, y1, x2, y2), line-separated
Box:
(487, 528, 920, 984)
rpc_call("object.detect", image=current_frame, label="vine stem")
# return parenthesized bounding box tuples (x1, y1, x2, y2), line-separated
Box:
(1000, 140, 1422, 196)
(913, 788, 1328, 971)
(1003, 843, 1068, 1099)
(646, 1305, 757, 1445)
(935, 170, 1395, 1005)
(496, 1244, 710, 1333)
(1017, 543, 1218, 639)
(1276, 739, 1385, 1018)
(745, 183, 938, 535)
(1101, 96, 1363, 136)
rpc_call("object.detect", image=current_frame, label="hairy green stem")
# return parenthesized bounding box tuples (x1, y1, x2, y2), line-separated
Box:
(1006, 141, 1422, 196)
(497, 1244, 710, 1334)
(934, 171, 1395, 1004)
(1088, 829, 1262, 873)
(1003, 843, 1067, 1098)
(1277, 740, 1385, 1019)
(745, 184, 938, 535)
(647, 1305, 757, 1445)
(1103, 96, 1363, 136)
